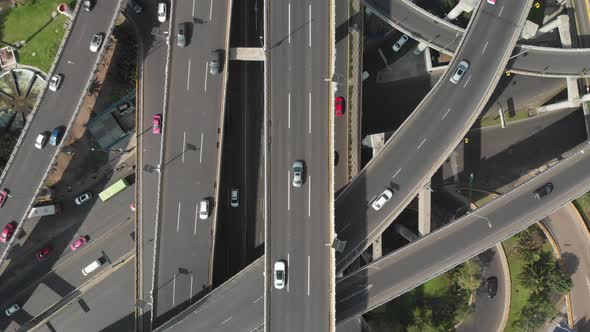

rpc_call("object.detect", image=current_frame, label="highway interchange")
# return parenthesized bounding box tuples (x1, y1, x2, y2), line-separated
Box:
(5, 0, 590, 331)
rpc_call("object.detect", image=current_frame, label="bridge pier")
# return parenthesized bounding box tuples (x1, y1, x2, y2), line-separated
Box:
(418, 184, 431, 236)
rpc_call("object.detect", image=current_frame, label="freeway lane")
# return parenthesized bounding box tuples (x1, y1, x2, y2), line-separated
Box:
(334, 0, 532, 272)
(154, 0, 229, 322)
(363, 0, 590, 77)
(0, 0, 121, 258)
(267, 0, 332, 331)
(335, 143, 590, 323)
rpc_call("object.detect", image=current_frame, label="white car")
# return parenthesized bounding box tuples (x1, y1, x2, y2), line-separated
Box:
(450, 60, 470, 84)
(230, 189, 239, 207)
(90, 33, 103, 52)
(75, 192, 93, 206)
(273, 260, 287, 290)
(5, 304, 20, 317)
(371, 189, 393, 211)
(392, 34, 409, 52)
(48, 74, 62, 91)
(292, 160, 304, 188)
(35, 133, 48, 149)
(199, 199, 209, 220)
(157, 2, 167, 23)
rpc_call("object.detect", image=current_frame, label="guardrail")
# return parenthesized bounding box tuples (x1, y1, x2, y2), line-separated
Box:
(0, 0, 124, 264)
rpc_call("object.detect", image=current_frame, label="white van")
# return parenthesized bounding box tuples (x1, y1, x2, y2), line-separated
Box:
(82, 259, 103, 276)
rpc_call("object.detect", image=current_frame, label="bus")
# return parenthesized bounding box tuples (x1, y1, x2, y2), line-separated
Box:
(28, 203, 61, 218)
(98, 178, 130, 202)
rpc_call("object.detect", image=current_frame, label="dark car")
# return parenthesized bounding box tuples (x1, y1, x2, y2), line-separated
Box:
(35, 246, 52, 261)
(486, 276, 498, 298)
(533, 182, 553, 199)
(49, 127, 62, 146)
(177, 23, 187, 47)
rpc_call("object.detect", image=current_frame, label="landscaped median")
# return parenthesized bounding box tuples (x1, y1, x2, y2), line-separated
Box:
(0, 0, 75, 72)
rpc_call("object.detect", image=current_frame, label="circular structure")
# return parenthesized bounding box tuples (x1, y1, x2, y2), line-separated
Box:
(57, 3, 73, 18)
(0, 68, 46, 134)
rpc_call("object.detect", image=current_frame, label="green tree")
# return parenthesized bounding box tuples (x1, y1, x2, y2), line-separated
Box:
(519, 256, 573, 295)
(519, 261, 545, 293)
(455, 260, 482, 292)
(514, 295, 556, 331)
(544, 261, 573, 295)
(407, 307, 446, 332)
(516, 236, 542, 262)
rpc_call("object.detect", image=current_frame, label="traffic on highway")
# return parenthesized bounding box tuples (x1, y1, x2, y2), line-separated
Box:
(3, 0, 590, 331)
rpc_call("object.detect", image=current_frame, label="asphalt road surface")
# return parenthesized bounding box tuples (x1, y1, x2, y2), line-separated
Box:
(362, 0, 590, 77)
(267, 0, 332, 330)
(0, 0, 121, 260)
(334, 0, 532, 272)
(154, 0, 230, 322)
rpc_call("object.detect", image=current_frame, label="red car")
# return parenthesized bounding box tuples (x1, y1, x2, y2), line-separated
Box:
(70, 236, 89, 251)
(152, 114, 162, 134)
(0, 222, 17, 243)
(335, 96, 345, 117)
(0, 190, 8, 208)
(35, 246, 52, 261)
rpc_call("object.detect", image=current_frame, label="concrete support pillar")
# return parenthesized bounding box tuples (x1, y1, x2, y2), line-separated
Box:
(418, 185, 431, 236)
(557, 15, 572, 48)
(372, 235, 382, 260)
(444, 0, 476, 21)
(361, 133, 385, 157)
(567, 77, 580, 101)
(521, 21, 540, 39)
(228, 47, 264, 61)
(583, 102, 590, 142)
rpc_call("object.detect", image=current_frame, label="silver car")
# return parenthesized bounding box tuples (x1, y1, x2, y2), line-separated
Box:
(199, 199, 209, 220)
(450, 60, 470, 84)
(5, 304, 20, 317)
(273, 260, 287, 290)
(230, 189, 239, 208)
(392, 34, 409, 52)
(90, 33, 103, 52)
(292, 160, 304, 187)
(48, 74, 62, 92)
(75, 192, 93, 206)
(371, 189, 393, 211)
(209, 50, 220, 75)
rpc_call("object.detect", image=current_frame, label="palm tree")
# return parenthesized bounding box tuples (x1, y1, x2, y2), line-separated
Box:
(519, 262, 545, 293)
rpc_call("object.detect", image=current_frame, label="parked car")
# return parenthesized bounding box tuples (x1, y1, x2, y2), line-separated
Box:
(392, 34, 409, 52)
(49, 127, 62, 146)
(83, 0, 94, 11)
(199, 199, 209, 220)
(177, 22, 187, 47)
(292, 160, 304, 188)
(533, 182, 554, 199)
(35, 132, 48, 149)
(127, 0, 143, 14)
(486, 276, 498, 298)
(273, 260, 287, 290)
(0, 190, 8, 208)
(371, 189, 393, 211)
(450, 60, 470, 84)
(0, 222, 17, 243)
(90, 33, 103, 52)
(74, 192, 93, 205)
(48, 74, 62, 92)
(70, 236, 89, 251)
(4, 304, 20, 317)
(230, 189, 239, 207)
(157, 2, 167, 22)
(209, 50, 221, 75)
(335, 96, 345, 117)
(35, 246, 52, 261)
(152, 114, 162, 134)
(487, 0, 496, 4)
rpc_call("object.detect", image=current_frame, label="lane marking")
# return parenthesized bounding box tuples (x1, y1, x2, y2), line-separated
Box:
(463, 75, 472, 88)
(392, 168, 402, 179)
(187, 59, 191, 90)
(199, 132, 204, 163)
(309, 4, 312, 47)
(417, 138, 427, 150)
(288, 3, 291, 44)
(308, 92, 312, 134)
(198, 203, 199, 236)
(253, 295, 263, 303)
(177, 202, 182, 232)
(221, 316, 232, 325)
(288, 92, 291, 129)
(442, 107, 451, 120)
(288, 170, 291, 211)
(172, 275, 177, 304)
(308, 175, 311, 217)
(482, 41, 488, 54)
(189, 274, 194, 302)
(192, 0, 196, 16)
(182, 131, 186, 163)
(287, 253, 290, 292)
(204, 63, 208, 92)
(209, 0, 213, 20)
(307, 255, 310, 296)
(499, 5, 504, 17)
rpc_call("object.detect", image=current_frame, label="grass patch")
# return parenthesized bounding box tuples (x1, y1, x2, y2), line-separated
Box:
(574, 192, 590, 218)
(502, 226, 553, 332)
(479, 110, 531, 128)
(0, 0, 74, 71)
